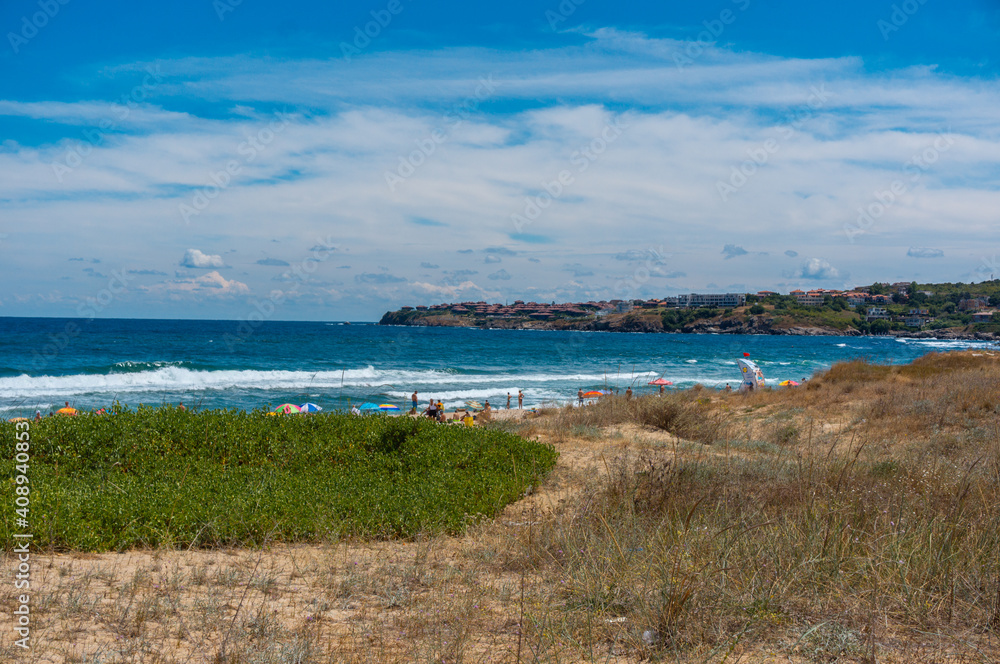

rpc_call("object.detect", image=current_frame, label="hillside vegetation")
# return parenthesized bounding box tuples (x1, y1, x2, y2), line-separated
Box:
(381, 279, 1000, 337)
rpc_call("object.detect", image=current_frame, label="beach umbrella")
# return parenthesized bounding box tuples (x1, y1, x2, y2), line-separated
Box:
(273, 403, 302, 414)
(464, 400, 483, 410)
(299, 403, 323, 413)
(56, 407, 78, 416)
(378, 404, 401, 411)
(7, 417, 29, 422)
(647, 378, 673, 386)
(358, 402, 382, 411)
(779, 380, 800, 387)
(581, 390, 604, 398)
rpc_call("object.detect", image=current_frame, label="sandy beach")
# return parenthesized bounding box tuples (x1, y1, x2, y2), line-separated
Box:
(4, 351, 1000, 663)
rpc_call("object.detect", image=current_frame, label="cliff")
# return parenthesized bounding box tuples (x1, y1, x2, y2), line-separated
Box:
(378, 307, 999, 340)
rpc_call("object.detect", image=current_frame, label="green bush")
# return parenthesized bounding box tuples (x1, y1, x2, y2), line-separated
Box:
(0, 408, 557, 551)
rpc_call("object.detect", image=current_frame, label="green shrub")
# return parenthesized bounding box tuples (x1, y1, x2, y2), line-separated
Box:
(0, 408, 557, 551)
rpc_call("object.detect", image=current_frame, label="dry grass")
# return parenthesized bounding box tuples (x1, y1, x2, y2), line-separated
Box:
(4, 350, 1000, 663)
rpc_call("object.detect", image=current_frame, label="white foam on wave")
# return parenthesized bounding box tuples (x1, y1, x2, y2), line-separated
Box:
(0, 366, 629, 400)
(386, 387, 566, 406)
(895, 338, 996, 349)
(1, 403, 52, 413)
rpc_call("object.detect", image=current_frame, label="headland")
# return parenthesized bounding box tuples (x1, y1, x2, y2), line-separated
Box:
(380, 280, 1000, 340)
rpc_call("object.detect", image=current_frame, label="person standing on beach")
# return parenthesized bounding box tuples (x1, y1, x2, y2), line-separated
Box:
(411, 391, 418, 414)
(178, 402, 186, 411)
(625, 387, 632, 400)
(518, 390, 523, 409)
(578, 388, 584, 405)
(506, 392, 511, 409)
(659, 384, 664, 395)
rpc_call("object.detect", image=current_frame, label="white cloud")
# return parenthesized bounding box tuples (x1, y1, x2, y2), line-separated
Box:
(141, 271, 249, 298)
(798, 258, 841, 280)
(410, 280, 499, 300)
(3, 32, 1000, 318)
(180, 249, 225, 269)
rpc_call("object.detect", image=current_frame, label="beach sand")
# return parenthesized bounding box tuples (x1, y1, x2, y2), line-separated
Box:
(5, 352, 1000, 662)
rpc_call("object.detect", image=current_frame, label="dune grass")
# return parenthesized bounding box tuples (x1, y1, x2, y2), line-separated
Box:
(3, 351, 999, 662)
(498, 351, 1000, 659)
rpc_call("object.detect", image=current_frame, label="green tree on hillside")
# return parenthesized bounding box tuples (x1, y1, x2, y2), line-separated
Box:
(869, 319, 891, 335)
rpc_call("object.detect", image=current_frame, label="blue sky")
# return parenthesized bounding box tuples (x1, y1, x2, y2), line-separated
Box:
(1, 0, 998, 320)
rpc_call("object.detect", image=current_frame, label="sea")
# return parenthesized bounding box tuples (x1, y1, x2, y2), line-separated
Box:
(1, 317, 996, 416)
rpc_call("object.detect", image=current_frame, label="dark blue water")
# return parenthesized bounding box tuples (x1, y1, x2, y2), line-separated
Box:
(1, 317, 993, 416)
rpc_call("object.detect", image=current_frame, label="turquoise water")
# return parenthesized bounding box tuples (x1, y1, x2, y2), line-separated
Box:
(1, 317, 994, 415)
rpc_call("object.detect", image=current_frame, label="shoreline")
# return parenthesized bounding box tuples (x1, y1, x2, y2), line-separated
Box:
(6, 350, 1000, 662)
(378, 318, 1000, 342)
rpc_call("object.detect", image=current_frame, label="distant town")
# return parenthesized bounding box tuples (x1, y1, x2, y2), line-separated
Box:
(380, 281, 1000, 337)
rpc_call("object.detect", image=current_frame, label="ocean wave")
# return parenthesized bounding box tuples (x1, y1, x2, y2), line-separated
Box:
(111, 360, 189, 373)
(385, 387, 568, 406)
(0, 366, 646, 400)
(894, 338, 997, 349)
(1, 402, 53, 413)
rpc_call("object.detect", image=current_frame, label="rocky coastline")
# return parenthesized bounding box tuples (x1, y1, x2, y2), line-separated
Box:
(378, 310, 999, 341)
